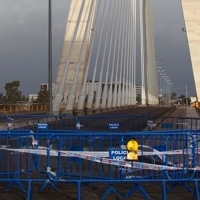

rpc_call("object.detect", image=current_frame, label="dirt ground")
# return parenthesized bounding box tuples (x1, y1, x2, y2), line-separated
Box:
(0, 181, 197, 200)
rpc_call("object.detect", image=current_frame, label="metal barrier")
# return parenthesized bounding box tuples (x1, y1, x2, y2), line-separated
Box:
(0, 103, 48, 114)
(78, 115, 200, 132)
(0, 114, 77, 130)
(0, 130, 200, 199)
(1, 114, 200, 131)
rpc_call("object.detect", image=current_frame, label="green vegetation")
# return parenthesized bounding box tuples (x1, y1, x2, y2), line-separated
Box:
(0, 81, 28, 104)
(36, 90, 49, 103)
(5, 81, 22, 103)
(0, 81, 48, 104)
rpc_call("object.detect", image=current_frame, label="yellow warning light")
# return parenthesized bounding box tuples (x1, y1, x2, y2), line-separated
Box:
(127, 140, 138, 151)
(126, 140, 138, 161)
(127, 152, 138, 160)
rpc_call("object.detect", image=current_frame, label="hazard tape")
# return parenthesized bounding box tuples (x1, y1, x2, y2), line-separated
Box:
(62, 151, 182, 171)
(1, 147, 200, 171)
(1, 147, 109, 157)
(57, 151, 200, 172)
(2, 147, 198, 157)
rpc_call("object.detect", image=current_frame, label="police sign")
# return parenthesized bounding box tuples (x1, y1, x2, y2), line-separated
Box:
(37, 123, 48, 131)
(109, 148, 127, 160)
(108, 123, 120, 130)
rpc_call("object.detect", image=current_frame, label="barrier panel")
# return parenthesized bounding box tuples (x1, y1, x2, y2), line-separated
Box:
(1, 114, 200, 132)
(0, 114, 77, 130)
(78, 115, 200, 132)
(0, 130, 200, 199)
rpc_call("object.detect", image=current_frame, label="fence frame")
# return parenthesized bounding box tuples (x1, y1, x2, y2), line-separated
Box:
(0, 129, 199, 199)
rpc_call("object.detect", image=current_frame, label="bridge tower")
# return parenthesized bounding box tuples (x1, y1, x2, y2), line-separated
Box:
(53, 0, 95, 114)
(140, 0, 158, 105)
(181, 0, 200, 101)
(53, 0, 158, 114)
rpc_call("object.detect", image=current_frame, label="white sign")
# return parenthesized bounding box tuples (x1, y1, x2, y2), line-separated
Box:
(108, 123, 120, 130)
(109, 148, 127, 160)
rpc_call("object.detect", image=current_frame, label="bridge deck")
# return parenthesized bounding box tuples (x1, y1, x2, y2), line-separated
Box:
(0, 106, 200, 200)
(157, 106, 200, 131)
(168, 106, 200, 118)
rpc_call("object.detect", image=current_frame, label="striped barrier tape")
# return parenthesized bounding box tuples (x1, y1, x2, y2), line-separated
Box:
(1, 146, 198, 157)
(1, 146, 199, 171)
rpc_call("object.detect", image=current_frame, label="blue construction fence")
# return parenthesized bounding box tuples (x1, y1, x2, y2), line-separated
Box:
(0, 113, 200, 131)
(0, 129, 200, 199)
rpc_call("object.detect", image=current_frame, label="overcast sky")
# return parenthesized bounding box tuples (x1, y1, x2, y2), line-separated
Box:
(0, 0, 196, 97)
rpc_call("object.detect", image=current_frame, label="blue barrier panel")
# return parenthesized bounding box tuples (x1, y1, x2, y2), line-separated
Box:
(0, 114, 77, 131)
(0, 124, 200, 199)
(1, 114, 200, 132)
(78, 115, 200, 132)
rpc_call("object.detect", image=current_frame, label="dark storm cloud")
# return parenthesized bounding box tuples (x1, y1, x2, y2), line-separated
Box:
(0, 0, 196, 97)
(0, 0, 70, 95)
(153, 0, 196, 96)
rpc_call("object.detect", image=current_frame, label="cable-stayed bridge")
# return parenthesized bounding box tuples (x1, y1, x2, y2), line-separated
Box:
(52, 0, 200, 115)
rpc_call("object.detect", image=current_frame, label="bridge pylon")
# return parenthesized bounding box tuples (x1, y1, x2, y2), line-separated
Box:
(53, 0, 159, 115)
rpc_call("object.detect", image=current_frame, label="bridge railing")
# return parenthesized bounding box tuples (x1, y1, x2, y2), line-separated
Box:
(0, 103, 48, 114)
(191, 101, 200, 111)
(0, 114, 77, 130)
(78, 115, 200, 132)
(1, 114, 200, 131)
(0, 130, 199, 200)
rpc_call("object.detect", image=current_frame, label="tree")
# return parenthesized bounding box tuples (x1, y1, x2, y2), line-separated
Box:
(0, 93, 4, 104)
(171, 92, 176, 100)
(179, 95, 185, 99)
(186, 98, 191, 105)
(5, 81, 22, 103)
(21, 95, 27, 101)
(136, 95, 141, 104)
(36, 90, 48, 103)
